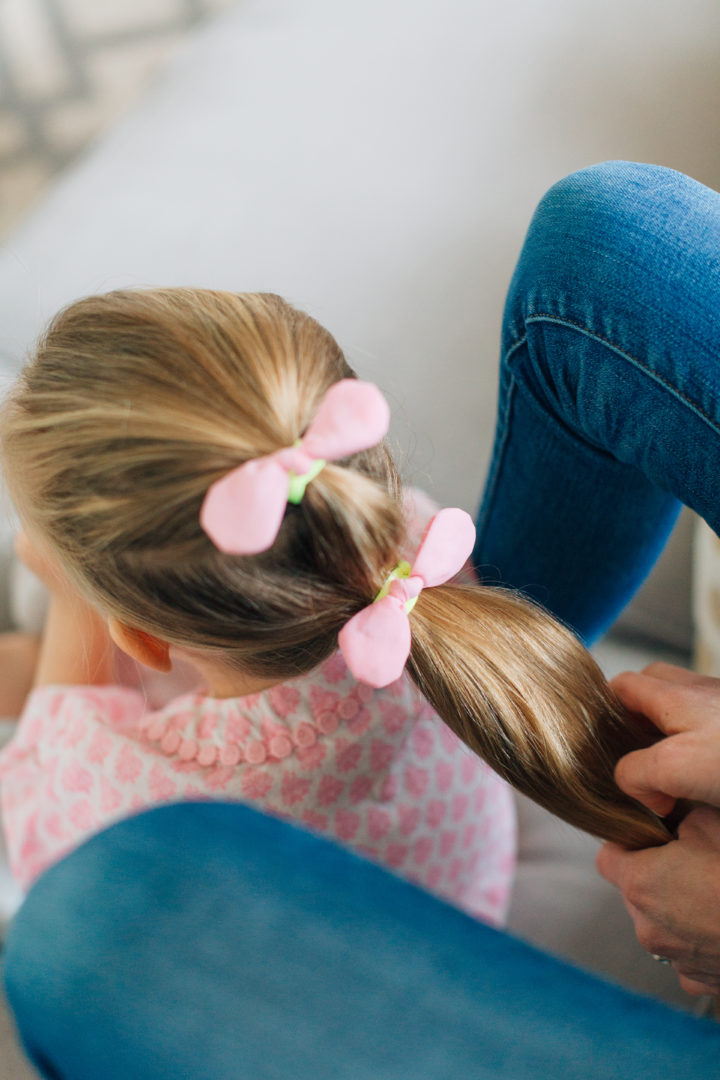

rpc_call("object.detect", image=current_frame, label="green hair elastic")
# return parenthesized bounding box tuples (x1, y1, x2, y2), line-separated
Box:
(287, 457, 327, 504)
(374, 560, 419, 613)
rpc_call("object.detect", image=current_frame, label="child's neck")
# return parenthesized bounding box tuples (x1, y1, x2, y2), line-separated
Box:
(188, 654, 281, 701)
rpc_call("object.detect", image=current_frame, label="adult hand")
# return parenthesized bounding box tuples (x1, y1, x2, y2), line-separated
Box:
(597, 662, 720, 995)
(597, 806, 720, 995)
(609, 662, 720, 814)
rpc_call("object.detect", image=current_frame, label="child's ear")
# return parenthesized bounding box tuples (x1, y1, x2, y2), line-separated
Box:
(107, 617, 172, 673)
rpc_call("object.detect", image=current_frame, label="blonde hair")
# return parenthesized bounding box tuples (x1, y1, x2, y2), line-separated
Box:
(1, 288, 670, 849)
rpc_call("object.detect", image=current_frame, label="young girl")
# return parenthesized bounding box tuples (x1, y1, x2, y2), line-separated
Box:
(0, 288, 667, 917)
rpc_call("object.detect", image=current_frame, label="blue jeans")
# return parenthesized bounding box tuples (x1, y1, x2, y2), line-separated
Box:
(474, 160, 720, 643)
(5, 802, 720, 1080)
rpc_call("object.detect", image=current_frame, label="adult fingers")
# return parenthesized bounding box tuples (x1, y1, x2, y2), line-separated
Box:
(595, 841, 635, 889)
(613, 743, 678, 813)
(615, 738, 720, 810)
(610, 671, 705, 735)
(678, 973, 719, 997)
(596, 842, 675, 922)
(639, 662, 717, 687)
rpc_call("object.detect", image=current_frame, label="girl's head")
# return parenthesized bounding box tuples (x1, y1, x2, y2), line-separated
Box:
(1, 289, 405, 680)
(1, 287, 670, 848)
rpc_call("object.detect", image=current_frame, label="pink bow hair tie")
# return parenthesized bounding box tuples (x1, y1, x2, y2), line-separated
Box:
(200, 379, 391, 555)
(338, 507, 476, 688)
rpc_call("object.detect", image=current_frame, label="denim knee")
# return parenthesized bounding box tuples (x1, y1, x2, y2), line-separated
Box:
(531, 160, 693, 248)
(540, 159, 675, 218)
(503, 159, 717, 352)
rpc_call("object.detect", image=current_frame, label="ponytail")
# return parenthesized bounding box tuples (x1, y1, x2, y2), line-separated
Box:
(408, 584, 671, 849)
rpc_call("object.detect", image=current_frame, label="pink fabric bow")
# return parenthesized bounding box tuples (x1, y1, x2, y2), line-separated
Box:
(200, 379, 391, 555)
(338, 507, 477, 688)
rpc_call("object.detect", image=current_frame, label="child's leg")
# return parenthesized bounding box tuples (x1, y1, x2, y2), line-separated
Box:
(474, 161, 720, 644)
(0, 633, 41, 717)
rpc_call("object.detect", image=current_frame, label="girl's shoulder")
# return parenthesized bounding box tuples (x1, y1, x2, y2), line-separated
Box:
(3, 683, 146, 758)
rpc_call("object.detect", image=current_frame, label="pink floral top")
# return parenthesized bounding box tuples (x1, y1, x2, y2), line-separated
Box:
(0, 493, 516, 924)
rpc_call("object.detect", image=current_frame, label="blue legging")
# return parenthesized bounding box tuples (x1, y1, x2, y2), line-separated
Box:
(474, 160, 720, 642)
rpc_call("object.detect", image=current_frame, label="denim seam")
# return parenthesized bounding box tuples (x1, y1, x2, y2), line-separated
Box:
(503, 333, 529, 366)
(474, 366, 518, 550)
(521, 313, 720, 439)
